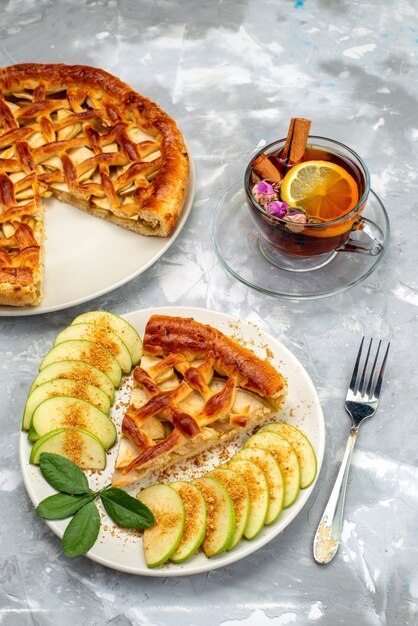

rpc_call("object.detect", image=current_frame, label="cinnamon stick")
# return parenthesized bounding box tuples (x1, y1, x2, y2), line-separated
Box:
(281, 117, 311, 164)
(251, 152, 282, 183)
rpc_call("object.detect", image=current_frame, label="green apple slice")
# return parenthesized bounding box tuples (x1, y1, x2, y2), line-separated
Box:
(259, 422, 317, 488)
(22, 379, 110, 431)
(170, 481, 207, 563)
(39, 339, 122, 387)
(71, 311, 143, 366)
(54, 323, 132, 374)
(193, 476, 235, 557)
(29, 360, 115, 402)
(29, 396, 116, 449)
(233, 447, 284, 525)
(137, 484, 185, 568)
(206, 468, 250, 549)
(29, 427, 106, 469)
(245, 431, 300, 508)
(227, 458, 269, 540)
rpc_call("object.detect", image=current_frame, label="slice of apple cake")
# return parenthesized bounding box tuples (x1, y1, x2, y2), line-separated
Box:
(113, 315, 287, 487)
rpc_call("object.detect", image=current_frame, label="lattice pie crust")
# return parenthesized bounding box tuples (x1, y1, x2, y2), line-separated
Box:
(113, 315, 288, 487)
(0, 64, 189, 306)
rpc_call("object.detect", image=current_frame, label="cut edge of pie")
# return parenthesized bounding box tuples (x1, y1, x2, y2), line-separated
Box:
(0, 63, 189, 306)
(112, 315, 288, 488)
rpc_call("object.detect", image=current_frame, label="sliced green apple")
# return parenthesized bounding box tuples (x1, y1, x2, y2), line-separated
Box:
(193, 476, 235, 557)
(39, 339, 122, 387)
(29, 360, 115, 402)
(259, 422, 317, 488)
(233, 447, 284, 525)
(29, 396, 116, 449)
(54, 323, 132, 374)
(245, 430, 300, 508)
(206, 468, 250, 549)
(137, 484, 185, 568)
(29, 427, 106, 469)
(227, 458, 269, 540)
(170, 481, 207, 563)
(71, 311, 143, 366)
(22, 378, 110, 431)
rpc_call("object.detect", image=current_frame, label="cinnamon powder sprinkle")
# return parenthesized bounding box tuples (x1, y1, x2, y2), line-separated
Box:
(154, 512, 183, 538)
(210, 470, 245, 512)
(194, 480, 221, 549)
(63, 428, 83, 466)
(49, 380, 96, 404)
(52, 364, 102, 388)
(174, 483, 202, 547)
(88, 326, 119, 355)
(265, 346, 274, 361)
(63, 404, 86, 429)
(68, 381, 91, 403)
(229, 460, 262, 503)
(82, 342, 114, 371)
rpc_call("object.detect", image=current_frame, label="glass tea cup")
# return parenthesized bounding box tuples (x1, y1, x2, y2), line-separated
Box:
(244, 136, 385, 272)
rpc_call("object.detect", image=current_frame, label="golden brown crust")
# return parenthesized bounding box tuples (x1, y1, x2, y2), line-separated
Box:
(113, 316, 288, 487)
(0, 278, 41, 306)
(0, 63, 189, 306)
(143, 315, 286, 401)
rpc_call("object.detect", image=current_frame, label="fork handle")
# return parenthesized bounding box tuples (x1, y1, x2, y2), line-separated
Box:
(313, 426, 359, 564)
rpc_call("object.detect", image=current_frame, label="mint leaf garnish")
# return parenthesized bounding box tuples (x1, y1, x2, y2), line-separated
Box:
(62, 501, 101, 559)
(101, 487, 155, 528)
(35, 453, 155, 559)
(36, 493, 95, 520)
(39, 453, 91, 495)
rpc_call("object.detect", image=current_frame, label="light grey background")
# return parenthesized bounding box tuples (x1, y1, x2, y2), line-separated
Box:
(0, 0, 417, 624)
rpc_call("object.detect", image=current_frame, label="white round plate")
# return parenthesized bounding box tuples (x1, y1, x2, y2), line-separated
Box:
(19, 306, 325, 576)
(1, 159, 195, 317)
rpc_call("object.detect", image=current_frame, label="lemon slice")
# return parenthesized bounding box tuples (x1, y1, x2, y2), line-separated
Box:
(280, 160, 359, 220)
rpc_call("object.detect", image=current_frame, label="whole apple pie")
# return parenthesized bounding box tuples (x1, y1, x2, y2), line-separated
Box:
(113, 315, 288, 487)
(0, 63, 189, 306)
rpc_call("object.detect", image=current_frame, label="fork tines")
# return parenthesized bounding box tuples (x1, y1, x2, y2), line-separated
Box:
(350, 337, 390, 399)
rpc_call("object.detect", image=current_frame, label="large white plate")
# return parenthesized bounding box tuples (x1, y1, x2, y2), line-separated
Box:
(0, 159, 195, 317)
(19, 306, 325, 576)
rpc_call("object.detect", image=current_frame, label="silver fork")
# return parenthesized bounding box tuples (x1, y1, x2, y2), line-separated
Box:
(313, 337, 390, 565)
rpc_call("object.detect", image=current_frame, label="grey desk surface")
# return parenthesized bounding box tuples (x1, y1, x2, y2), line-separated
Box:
(0, 1, 417, 624)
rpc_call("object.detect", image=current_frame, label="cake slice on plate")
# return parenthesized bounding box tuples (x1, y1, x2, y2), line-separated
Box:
(113, 315, 287, 487)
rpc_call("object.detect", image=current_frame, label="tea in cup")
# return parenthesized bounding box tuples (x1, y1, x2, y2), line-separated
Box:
(245, 119, 385, 272)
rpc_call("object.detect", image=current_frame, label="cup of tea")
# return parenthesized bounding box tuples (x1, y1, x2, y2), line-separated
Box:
(244, 134, 385, 272)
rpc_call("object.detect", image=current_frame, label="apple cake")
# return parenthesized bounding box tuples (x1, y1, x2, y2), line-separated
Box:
(113, 315, 287, 487)
(0, 63, 189, 306)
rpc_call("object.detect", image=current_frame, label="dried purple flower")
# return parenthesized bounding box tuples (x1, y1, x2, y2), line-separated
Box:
(283, 208, 308, 224)
(252, 181, 277, 205)
(267, 200, 288, 218)
(283, 208, 308, 233)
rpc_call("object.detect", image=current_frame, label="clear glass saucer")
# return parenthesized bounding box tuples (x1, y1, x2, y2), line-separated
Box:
(211, 180, 390, 300)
